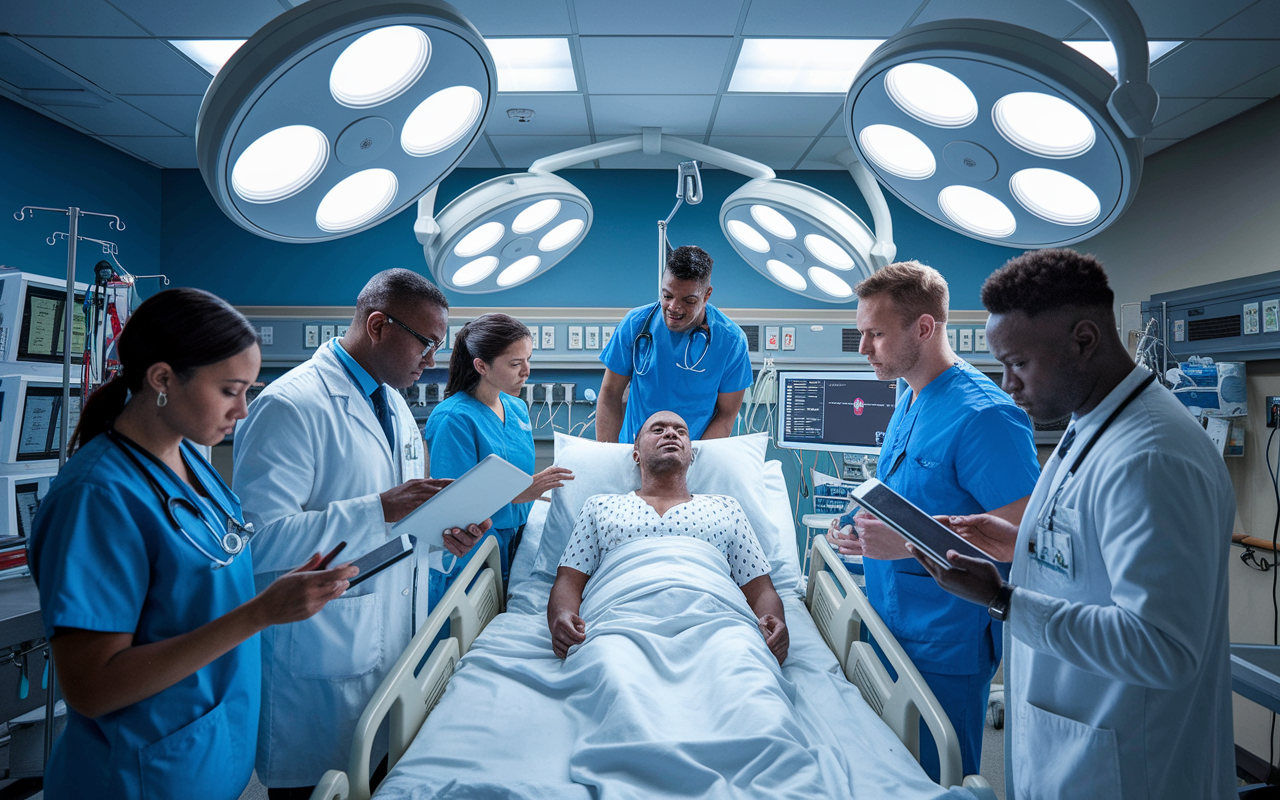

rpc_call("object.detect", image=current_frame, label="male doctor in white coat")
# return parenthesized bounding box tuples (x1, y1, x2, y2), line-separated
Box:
(911, 249, 1234, 800)
(234, 269, 490, 798)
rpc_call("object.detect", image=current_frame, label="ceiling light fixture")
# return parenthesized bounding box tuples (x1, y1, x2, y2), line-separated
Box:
(170, 39, 247, 76)
(196, 0, 495, 243)
(485, 38, 577, 92)
(844, 0, 1158, 248)
(729, 39, 886, 93)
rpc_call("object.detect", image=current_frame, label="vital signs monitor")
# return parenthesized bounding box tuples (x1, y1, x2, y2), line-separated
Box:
(776, 371, 898, 455)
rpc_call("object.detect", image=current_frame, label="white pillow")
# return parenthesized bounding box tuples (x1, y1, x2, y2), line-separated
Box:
(532, 432, 802, 596)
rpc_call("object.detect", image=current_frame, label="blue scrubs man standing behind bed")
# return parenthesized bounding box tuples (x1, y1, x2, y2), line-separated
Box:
(596, 245, 753, 443)
(424, 313, 574, 584)
(826, 261, 1039, 782)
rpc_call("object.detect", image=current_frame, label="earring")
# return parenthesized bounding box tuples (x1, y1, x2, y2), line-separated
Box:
(156, 392, 168, 408)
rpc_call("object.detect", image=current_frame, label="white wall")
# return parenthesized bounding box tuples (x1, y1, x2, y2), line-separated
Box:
(1081, 95, 1280, 774)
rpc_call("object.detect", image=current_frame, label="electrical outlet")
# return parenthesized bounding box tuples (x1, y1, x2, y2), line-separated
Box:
(449, 325, 464, 350)
(542, 326, 555, 349)
(304, 325, 319, 348)
(1268, 396, 1280, 427)
(526, 324, 539, 349)
(958, 328, 973, 352)
(568, 325, 583, 349)
(336, 325, 349, 338)
(259, 326, 274, 346)
(602, 325, 615, 347)
(585, 326, 600, 349)
(975, 329, 988, 352)
(946, 328, 957, 349)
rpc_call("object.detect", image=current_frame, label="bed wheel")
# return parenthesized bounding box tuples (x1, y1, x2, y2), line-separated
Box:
(987, 697, 1004, 730)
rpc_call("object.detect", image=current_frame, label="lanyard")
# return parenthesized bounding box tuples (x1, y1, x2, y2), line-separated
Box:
(1039, 373, 1156, 531)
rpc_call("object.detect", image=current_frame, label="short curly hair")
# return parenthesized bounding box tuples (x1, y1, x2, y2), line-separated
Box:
(981, 249, 1114, 317)
(666, 245, 713, 284)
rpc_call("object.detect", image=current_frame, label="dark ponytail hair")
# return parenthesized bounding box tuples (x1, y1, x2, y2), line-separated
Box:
(72, 288, 259, 451)
(444, 313, 531, 399)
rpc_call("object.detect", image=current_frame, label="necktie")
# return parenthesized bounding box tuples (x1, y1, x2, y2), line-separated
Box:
(1056, 425, 1077, 460)
(370, 385, 396, 451)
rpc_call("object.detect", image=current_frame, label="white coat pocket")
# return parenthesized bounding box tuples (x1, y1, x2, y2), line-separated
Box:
(1014, 700, 1122, 800)
(288, 591, 385, 679)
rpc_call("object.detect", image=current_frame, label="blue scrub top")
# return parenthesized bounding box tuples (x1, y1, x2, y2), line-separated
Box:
(599, 302, 754, 443)
(423, 391, 537, 531)
(859, 361, 1039, 674)
(29, 434, 260, 800)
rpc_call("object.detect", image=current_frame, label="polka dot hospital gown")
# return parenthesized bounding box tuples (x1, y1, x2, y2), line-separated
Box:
(559, 493, 771, 586)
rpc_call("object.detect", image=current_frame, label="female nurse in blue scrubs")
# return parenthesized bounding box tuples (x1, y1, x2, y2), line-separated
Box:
(28, 289, 358, 800)
(424, 313, 573, 586)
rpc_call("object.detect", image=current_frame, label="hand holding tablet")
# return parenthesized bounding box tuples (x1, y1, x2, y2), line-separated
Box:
(850, 479, 1000, 571)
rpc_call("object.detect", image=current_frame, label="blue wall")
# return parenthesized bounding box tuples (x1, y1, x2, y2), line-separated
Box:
(161, 165, 1020, 309)
(0, 97, 161, 285)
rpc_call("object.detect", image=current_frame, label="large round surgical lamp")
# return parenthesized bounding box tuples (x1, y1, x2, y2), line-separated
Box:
(720, 149, 896, 303)
(844, 0, 1158, 248)
(196, 0, 495, 243)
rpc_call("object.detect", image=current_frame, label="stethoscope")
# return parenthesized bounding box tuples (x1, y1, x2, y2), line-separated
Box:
(1037, 373, 1157, 533)
(632, 303, 712, 376)
(107, 430, 254, 569)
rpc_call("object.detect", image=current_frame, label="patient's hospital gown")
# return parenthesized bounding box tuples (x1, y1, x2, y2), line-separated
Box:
(560, 493, 771, 585)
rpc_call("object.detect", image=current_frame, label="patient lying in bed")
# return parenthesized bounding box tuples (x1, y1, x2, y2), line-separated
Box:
(547, 410, 790, 664)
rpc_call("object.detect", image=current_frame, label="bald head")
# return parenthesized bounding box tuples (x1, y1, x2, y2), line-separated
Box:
(632, 411, 693, 477)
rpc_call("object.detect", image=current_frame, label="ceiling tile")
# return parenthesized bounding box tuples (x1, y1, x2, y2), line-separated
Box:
(460, 138, 502, 168)
(102, 135, 196, 168)
(488, 134, 593, 168)
(486, 93, 588, 135)
(1150, 39, 1280, 98)
(1149, 97, 1265, 139)
(105, 0, 284, 37)
(1207, 2, 1280, 38)
(52, 99, 182, 135)
(911, 0, 1088, 39)
(450, 0, 572, 36)
(1073, 0, 1258, 39)
(706, 135, 813, 169)
(1226, 64, 1280, 98)
(743, 0, 917, 37)
(712, 95, 841, 136)
(578, 37, 733, 94)
(796, 136, 856, 169)
(575, 0, 743, 36)
(20, 38, 211, 94)
(590, 95, 716, 136)
(0, 0, 148, 36)
(0, 37, 85, 91)
(1151, 97, 1206, 127)
(1143, 138, 1180, 156)
(119, 94, 203, 137)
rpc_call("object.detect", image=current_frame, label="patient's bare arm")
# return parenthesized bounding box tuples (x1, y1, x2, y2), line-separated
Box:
(741, 574, 789, 665)
(548, 567, 590, 658)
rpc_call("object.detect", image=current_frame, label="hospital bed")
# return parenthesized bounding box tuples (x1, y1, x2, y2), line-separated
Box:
(310, 438, 997, 800)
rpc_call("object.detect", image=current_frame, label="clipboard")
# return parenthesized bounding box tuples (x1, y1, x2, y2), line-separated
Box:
(851, 478, 999, 570)
(392, 454, 533, 548)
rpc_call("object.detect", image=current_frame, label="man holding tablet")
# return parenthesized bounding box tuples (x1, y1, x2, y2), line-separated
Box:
(234, 270, 492, 798)
(912, 250, 1234, 799)
(825, 261, 1039, 782)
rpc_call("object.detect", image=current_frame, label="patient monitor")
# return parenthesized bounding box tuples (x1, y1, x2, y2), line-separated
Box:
(0, 375, 82, 469)
(776, 371, 898, 455)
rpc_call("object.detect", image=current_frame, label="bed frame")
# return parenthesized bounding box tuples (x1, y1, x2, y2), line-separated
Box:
(310, 536, 996, 800)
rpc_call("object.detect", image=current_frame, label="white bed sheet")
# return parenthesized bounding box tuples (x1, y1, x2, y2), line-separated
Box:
(370, 494, 976, 799)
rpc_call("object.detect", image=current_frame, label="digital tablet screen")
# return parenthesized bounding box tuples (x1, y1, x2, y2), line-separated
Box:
(852, 479, 998, 570)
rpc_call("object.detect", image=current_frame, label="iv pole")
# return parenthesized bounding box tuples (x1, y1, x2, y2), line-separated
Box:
(11, 204, 125, 773)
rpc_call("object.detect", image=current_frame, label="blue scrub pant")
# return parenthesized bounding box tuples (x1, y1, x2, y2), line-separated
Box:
(427, 526, 521, 609)
(866, 630, 997, 783)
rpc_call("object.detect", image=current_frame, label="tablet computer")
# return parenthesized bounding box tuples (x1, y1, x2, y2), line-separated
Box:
(348, 534, 416, 587)
(392, 454, 533, 548)
(851, 478, 999, 570)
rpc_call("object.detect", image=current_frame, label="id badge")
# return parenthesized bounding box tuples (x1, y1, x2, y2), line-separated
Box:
(404, 438, 421, 461)
(1030, 516, 1075, 580)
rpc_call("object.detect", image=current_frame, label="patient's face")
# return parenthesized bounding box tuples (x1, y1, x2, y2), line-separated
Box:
(634, 412, 692, 476)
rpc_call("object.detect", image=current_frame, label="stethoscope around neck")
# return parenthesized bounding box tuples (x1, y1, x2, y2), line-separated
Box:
(107, 429, 253, 569)
(632, 303, 712, 376)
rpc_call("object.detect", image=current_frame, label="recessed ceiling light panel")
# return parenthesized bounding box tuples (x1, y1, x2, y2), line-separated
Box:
(197, 0, 496, 243)
(424, 171, 593, 293)
(845, 17, 1148, 248)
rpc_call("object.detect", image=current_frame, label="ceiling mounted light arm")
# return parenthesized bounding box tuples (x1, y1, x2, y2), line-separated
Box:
(527, 132, 775, 180)
(1067, 0, 1157, 137)
(833, 148, 896, 267)
(414, 185, 441, 244)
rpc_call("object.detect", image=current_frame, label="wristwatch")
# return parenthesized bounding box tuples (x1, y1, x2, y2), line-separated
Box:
(988, 582, 1015, 622)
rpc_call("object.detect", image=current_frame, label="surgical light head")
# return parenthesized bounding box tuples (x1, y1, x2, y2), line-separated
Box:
(843, 0, 1157, 248)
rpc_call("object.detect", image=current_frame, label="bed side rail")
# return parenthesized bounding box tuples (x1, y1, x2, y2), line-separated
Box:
(805, 537, 965, 789)
(311, 536, 505, 800)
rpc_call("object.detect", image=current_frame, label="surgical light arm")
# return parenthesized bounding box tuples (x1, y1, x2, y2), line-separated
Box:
(526, 130, 776, 181)
(1067, 0, 1158, 138)
(833, 149, 896, 268)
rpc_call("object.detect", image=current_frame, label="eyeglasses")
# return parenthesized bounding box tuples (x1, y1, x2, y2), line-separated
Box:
(382, 314, 444, 358)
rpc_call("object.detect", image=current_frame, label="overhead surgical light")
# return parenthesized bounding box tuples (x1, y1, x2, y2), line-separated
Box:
(196, 0, 495, 243)
(418, 128, 896, 300)
(844, 0, 1158, 248)
(719, 147, 896, 303)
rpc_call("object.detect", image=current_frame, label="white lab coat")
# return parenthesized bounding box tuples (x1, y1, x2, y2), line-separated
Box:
(1006, 367, 1235, 800)
(232, 343, 428, 787)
